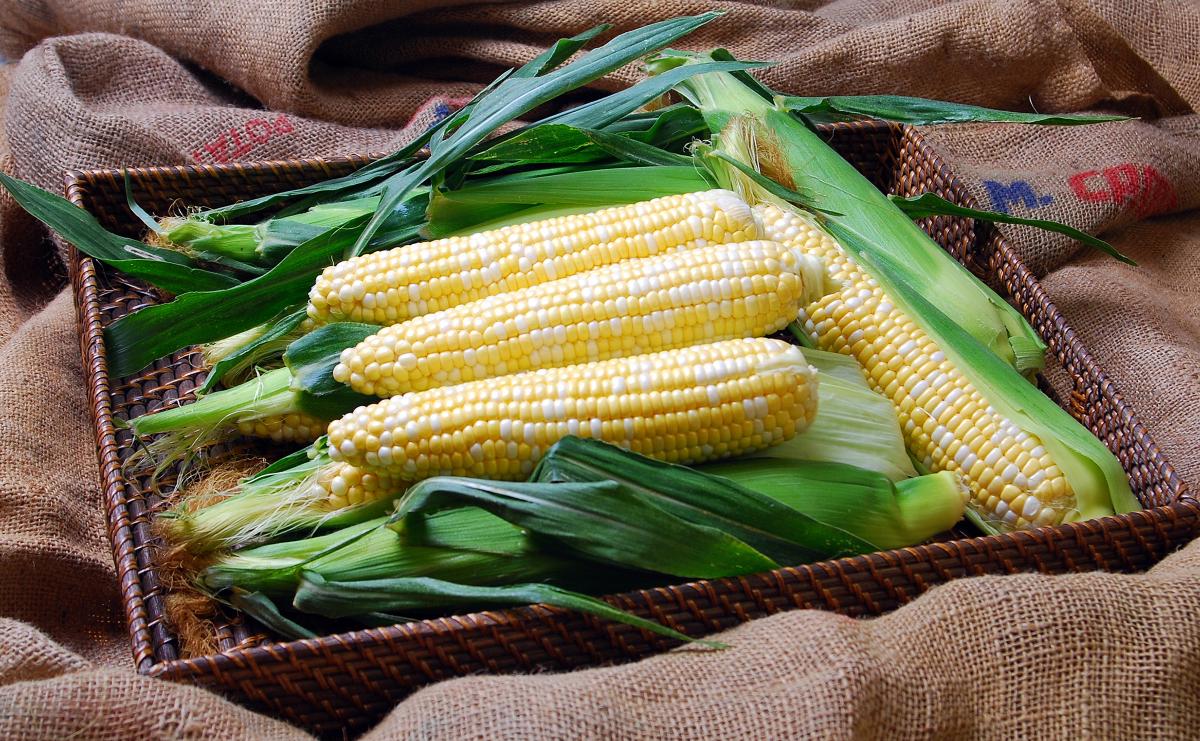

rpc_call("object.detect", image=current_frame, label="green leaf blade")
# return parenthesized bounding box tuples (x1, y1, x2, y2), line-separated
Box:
(348, 12, 727, 258)
(392, 476, 779, 579)
(889, 192, 1135, 264)
(229, 590, 319, 640)
(513, 24, 612, 78)
(0, 171, 236, 293)
(284, 321, 381, 396)
(293, 573, 720, 647)
(780, 95, 1132, 127)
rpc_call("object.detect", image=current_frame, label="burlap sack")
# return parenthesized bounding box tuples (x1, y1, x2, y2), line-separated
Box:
(0, 1, 1196, 738)
(374, 522, 1200, 740)
(921, 118, 1200, 274)
(915, 118, 1200, 482)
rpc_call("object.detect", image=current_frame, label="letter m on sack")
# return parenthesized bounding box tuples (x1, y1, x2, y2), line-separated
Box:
(983, 179, 1049, 214)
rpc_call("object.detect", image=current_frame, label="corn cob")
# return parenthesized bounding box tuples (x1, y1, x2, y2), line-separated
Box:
(334, 240, 827, 397)
(757, 203, 1092, 529)
(167, 338, 821, 553)
(306, 189, 760, 326)
(236, 412, 327, 444)
(133, 238, 823, 456)
(327, 337, 818, 485)
(127, 366, 338, 467)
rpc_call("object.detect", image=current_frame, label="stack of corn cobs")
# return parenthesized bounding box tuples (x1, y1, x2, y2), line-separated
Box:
(0, 13, 1140, 643)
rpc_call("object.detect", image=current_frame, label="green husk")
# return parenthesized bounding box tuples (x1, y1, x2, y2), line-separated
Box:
(425, 164, 710, 237)
(197, 309, 309, 392)
(129, 366, 298, 438)
(528, 437, 877, 561)
(196, 441, 941, 645)
(201, 517, 388, 594)
(158, 220, 261, 262)
(203, 509, 709, 647)
(699, 459, 966, 550)
(194, 443, 911, 647)
(125, 367, 370, 473)
(391, 476, 782, 578)
(766, 345, 916, 481)
(103, 208, 414, 378)
(470, 104, 708, 168)
(660, 57, 1137, 529)
(656, 53, 1047, 377)
(126, 367, 302, 477)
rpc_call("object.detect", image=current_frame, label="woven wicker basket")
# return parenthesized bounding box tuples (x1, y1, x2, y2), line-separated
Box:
(67, 121, 1195, 736)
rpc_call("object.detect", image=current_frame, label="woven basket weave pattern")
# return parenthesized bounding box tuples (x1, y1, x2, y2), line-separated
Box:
(66, 122, 1193, 735)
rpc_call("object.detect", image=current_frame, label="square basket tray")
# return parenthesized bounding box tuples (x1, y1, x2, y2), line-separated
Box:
(67, 121, 1196, 736)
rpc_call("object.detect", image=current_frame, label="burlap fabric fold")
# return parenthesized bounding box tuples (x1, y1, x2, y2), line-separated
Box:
(0, 1, 1196, 738)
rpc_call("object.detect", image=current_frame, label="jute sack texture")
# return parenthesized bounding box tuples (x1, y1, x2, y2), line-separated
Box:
(0, 1, 1196, 738)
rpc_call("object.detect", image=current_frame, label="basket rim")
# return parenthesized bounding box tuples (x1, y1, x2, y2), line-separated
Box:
(145, 498, 1200, 682)
(64, 120, 1191, 677)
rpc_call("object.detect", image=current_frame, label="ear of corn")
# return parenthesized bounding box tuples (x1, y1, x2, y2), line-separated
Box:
(306, 189, 761, 326)
(165, 338, 821, 552)
(333, 239, 827, 397)
(327, 337, 818, 482)
(658, 62, 1136, 530)
(699, 458, 966, 550)
(157, 196, 382, 264)
(756, 202, 1137, 530)
(195, 170, 722, 389)
(168, 333, 923, 554)
(160, 444, 391, 554)
(198, 439, 956, 645)
(202, 509, 695, 645)
(664, 59, 1047, 378)
(125, 366, 321, 468)
(200, 510, 589, 598)
(125, 366, 369, 470)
